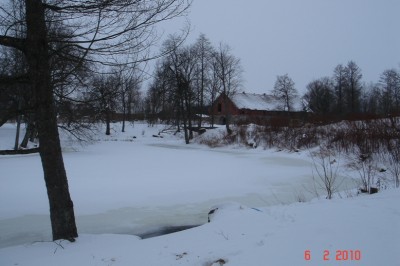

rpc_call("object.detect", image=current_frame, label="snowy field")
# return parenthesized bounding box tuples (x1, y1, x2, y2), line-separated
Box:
(0, 122, 399, 265)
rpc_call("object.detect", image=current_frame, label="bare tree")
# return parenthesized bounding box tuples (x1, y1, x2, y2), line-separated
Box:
(213, 43, 242, 134)
(120, 71, 142, 132)
(208, 57, 222, 127)
(344, 61, 363, 114)
(304, 77, 334, 114)
(0, 0, 191, 241)
(333, 64, 346, 115)
(379, 69, 400, 115)
(0, 47, 30, 149)
(88, 73, 121, 135)
(379, 127, 400, 188)
(145, 61, 175, 125)
(272, 74, 298, 112)
(163, 35, 198, 143)
(310, 146, 343, 199)
(193, 33, 214, 127)
(361, 82, 381, 115)
(347, 151, 378, 193)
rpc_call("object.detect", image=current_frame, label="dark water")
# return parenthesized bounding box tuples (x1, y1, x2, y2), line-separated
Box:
(138, 225, 201, 239)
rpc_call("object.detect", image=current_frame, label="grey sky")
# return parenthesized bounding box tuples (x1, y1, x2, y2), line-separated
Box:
(178, 0, 400, 94)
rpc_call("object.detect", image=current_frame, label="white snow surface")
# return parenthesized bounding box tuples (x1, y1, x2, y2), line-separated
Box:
(0, 122, 399, 265)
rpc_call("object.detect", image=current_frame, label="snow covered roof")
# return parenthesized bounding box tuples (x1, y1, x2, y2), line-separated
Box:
(230, 92, 305, 112)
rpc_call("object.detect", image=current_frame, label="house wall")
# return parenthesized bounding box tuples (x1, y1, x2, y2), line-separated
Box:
(210, 93, 240, 116)
(210, 94, 239, 124)
(233, 111, 308, 126)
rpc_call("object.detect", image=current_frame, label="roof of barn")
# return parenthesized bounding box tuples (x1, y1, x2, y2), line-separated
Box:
(229, 92, 306, 112)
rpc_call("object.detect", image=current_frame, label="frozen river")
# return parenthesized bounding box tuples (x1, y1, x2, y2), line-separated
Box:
(0, 125, 358, 248)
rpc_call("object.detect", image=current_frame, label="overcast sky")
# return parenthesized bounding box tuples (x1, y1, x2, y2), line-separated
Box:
(169, 0, 400, 94)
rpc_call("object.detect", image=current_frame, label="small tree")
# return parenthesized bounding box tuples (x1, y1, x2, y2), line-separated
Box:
(387, 147, 400, 188)
(347, 150, 378, 193)
(380, 137, 400, 188)
(272, 74, 298, 112)
(89, 73, 121, 135)
(310, 146, 343, 199)
(120, 73, 142, 132)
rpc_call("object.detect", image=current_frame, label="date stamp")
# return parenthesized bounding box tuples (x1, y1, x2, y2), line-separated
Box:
(304, 250, 361, 261)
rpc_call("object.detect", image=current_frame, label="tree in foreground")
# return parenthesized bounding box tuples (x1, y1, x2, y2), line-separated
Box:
(0, 0, 191, 241)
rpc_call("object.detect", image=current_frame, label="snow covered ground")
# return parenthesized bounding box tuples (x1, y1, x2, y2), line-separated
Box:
(0, 122, 399, 265)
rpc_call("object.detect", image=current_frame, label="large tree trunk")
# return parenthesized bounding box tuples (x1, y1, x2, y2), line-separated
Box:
(25, 0, 78, 241)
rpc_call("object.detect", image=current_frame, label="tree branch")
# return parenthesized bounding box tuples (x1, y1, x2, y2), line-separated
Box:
(0, 148, 39, 155)
(0, 35, 25, 52)
(0, 74, 30, 85)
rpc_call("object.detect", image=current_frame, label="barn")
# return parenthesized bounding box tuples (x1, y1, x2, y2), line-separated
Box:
(210, 92, 308, 125)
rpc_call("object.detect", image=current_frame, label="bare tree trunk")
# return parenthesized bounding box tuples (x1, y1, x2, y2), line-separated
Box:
(186, 95, 193, 140)
(122, 114, 126, 132)
(14, 110, 21, 150)
(197, 68, 205, 128)
(14, 117, 21, 150)
(223, 93, 232, 134)
(14, 95, 23, 150)
(105, 108, 111, 135)
(122, 100, 126, 133)
(20, 119, 35, 148)
(121, 89, 126, 132)
(25, 0, 77, 241)
(181, 98, 189, 144)
(20, 124, 30, 148)
(210, 92, 216, 128)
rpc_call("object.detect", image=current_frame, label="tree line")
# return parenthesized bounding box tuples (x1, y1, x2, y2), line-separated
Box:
(304, 61, 400, 118)
(4, 27, 397, 147)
